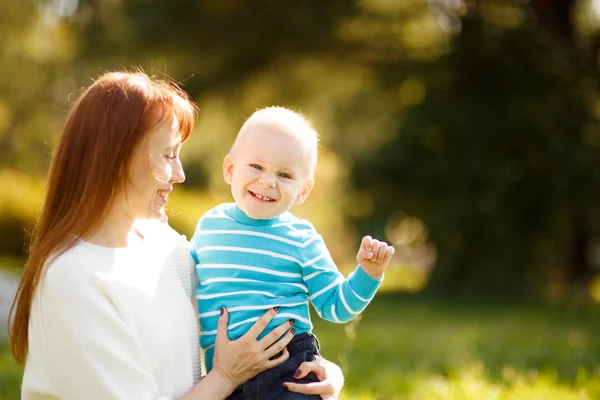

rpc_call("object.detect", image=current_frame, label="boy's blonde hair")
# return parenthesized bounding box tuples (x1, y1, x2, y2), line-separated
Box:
(232, 106, 319, 174)
(238, 106, 318, 143)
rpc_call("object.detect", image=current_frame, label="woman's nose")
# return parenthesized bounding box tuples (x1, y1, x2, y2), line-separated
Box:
(171, 159, 186, 183)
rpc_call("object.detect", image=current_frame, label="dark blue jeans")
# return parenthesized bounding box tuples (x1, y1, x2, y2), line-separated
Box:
(226, 332, 321, 400)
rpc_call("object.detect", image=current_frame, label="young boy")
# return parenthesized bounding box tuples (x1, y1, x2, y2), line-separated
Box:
(191, 106, 394, 399)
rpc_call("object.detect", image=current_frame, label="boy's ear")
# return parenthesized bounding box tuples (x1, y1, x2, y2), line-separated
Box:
(294, 178, 314, 205)
(223, 154, 235, 185)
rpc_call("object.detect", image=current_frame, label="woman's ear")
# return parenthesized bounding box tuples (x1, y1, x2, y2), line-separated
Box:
(294, 178, 314, 205)
(223, 154, 235, 185)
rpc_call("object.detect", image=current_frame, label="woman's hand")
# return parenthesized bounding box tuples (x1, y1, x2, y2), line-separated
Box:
(283, 357, 345, 399)
(211, 307, 296, 388)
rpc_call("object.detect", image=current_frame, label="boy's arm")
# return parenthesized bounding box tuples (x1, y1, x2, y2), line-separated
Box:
(301, 233, 392, 323)
(183, 234, 200, 265)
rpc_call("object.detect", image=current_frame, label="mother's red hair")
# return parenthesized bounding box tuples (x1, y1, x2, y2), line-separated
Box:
(9, 71, 197, 364)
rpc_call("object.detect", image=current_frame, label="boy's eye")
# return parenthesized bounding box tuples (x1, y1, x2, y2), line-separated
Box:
(278, 172, 292, 179)
(250, 164, 263, 171)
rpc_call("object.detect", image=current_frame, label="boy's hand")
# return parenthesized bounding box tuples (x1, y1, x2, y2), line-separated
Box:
(356, 236, 395, 280)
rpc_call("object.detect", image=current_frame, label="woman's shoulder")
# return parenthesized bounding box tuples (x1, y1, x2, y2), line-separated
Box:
(45, 240, 108, 274)
(39, 241, 115, 303)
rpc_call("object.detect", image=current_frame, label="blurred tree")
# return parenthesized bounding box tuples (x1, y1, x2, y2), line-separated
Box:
(3, 0, 600, 302)
(350, 1, 600, 299)
(71, 0, 362, 95)
(0, 0, 78, 173)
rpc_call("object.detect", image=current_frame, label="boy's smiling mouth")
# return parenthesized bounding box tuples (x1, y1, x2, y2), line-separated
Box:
(248, 190, 276, 202)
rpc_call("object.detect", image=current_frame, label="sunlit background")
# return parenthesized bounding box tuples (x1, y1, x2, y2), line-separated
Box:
(1, 0, 600, 399)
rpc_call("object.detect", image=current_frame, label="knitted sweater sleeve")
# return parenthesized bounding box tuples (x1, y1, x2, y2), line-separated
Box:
(301, 230, 383, 323)
(34, 260, 171, 400)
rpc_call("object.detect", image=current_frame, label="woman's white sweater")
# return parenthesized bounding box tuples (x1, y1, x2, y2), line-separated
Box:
(21, 223, 201, 399)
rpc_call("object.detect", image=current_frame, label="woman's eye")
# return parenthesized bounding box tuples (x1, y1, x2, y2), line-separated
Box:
(165, 154, 177, 160)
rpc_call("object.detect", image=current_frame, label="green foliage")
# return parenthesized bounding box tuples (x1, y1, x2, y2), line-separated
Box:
(0, 0, 76, 173)
(0, 170, 43, 258)
(351, 13, 600, 298)
(0, 0, 598, 302)
(0, 215, 32, 258)
(71, 0, 360, 95)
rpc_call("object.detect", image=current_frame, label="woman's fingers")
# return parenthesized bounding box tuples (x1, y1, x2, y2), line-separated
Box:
(292, 359, 324, 379)
(286, 358, 345, 397)
(244, 307, 279, 340)
(264, 326, 295, 360)
(264, 347, 290, 369)
(284, 381, 335, 396)
(258, 318, 294, 349)
(215, 307, 230, 347)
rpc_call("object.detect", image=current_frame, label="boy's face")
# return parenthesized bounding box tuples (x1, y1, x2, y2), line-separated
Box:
(224, 124, 315, 220)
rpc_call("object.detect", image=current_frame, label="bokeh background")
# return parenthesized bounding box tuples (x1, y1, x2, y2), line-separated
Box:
(1, 0, 600, 399)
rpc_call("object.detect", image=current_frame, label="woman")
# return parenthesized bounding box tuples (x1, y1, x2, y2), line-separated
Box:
(9, 71, 343, 399)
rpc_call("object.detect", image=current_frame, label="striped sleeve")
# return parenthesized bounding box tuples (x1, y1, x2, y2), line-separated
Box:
(181, 234, 200, 265)
(301, 232, 382, 323)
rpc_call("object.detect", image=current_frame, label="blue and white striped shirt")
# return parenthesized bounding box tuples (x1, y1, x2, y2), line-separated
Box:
(191, 203, 382, 371)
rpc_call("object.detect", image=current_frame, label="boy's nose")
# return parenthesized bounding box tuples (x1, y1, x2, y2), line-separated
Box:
(259, 173, 276, 188)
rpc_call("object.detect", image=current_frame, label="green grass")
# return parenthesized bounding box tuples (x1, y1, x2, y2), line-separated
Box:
(0, 343, 22, 400)
(313, 294, 600, 399)
(1, 295, 599, 399)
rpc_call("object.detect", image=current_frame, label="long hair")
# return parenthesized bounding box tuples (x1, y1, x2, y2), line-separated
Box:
(9, 71, 197, 364)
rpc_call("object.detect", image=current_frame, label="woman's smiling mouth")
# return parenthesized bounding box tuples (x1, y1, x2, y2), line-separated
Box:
(157, 189, 171, 204)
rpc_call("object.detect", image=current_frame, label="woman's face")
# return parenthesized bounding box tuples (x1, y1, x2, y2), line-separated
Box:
(123, 115, 185, 223)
